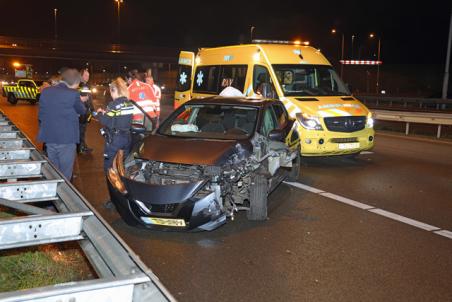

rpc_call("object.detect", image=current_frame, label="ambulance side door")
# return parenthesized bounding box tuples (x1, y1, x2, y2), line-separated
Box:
(174, 51, 195, 109)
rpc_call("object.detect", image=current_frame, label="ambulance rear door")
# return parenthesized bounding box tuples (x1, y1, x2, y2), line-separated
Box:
(174, 51, 195, 109)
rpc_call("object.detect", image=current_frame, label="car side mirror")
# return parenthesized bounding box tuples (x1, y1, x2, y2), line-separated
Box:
(268, 128, 285, 142)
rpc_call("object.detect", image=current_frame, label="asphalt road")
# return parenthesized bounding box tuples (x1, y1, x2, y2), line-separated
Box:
(1, 97, 452, 302)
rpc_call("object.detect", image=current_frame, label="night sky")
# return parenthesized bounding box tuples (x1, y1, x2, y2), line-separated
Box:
(0, 0, 450, 64)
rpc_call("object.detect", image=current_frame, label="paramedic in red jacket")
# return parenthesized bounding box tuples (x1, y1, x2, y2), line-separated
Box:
(127, 70, 155, 131)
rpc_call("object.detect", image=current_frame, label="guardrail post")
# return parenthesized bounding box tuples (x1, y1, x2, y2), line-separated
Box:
(405, 122, 410, 135)
(437, 125, 442, 139)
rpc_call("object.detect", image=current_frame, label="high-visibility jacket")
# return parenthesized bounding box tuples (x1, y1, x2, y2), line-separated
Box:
(151, 84, 161, 117)
(128, 80, 156, 122)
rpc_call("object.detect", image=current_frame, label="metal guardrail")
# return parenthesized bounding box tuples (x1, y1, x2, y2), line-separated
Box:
(0, 111, 174, 302)
(372, 109, 452, 138)
(357, 95, 452, 111)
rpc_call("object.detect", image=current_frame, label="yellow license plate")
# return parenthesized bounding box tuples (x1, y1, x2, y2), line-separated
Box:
(338, 142, 360, 150)
(141, 217, 186, 227)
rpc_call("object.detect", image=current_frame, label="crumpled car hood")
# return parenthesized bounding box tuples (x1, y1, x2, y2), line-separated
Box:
(140, 135, 251, 166)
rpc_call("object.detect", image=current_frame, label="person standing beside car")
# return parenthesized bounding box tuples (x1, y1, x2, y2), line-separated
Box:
(145, 75, 161, 129)
(127, 69, 155, 131)
(96, 77, 134, 172)
(38, 68, 88, 180)
(78, 68, 94, 153)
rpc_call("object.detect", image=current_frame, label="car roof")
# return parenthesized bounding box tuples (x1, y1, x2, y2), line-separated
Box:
(185, 96, 279, 108)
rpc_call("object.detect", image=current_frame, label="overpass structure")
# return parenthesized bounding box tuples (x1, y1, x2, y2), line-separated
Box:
(0, 35, 179, 64)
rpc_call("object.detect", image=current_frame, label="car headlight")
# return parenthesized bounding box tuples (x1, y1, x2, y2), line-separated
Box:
(107, 150, 127, 194)
(92, 87, 98, 94)
(366, 113, 374, 128)
(296, 112, 323, 130)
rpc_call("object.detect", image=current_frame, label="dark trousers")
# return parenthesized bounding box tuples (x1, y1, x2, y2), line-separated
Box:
(78, 122, 88, 151)
(46, 143, 76, 180)
(103, 134, 131, 172)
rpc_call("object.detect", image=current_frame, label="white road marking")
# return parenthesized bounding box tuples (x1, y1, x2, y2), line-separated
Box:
(434, 230, 452, 239)
(368, 208, 439, 231)
(361, 151, 374, 155)
(320, 192, 374, 210)
(285, 181, 325, 194)
(284, 181, 452, 240)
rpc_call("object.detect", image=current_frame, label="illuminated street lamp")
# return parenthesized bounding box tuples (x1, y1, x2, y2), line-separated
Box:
(331, 28, 345, 78)
(12, 62, 21, 68)
(369, 33, 382, 93)
(115, 0, 124, 42)
(351, 34, 356, 59)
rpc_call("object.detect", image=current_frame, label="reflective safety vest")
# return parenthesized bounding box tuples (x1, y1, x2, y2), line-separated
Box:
(151, 84, 161, 117)
(128, 80, 156, 121)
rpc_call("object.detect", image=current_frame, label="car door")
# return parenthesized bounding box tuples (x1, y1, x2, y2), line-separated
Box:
(271, 103, 299, 151)
(174, 51, 195, 109)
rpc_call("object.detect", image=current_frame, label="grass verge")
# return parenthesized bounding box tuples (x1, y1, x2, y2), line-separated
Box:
(0, 207, 96, 292)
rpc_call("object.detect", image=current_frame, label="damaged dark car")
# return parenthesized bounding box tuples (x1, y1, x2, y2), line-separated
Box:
(107, 97, 301, 231)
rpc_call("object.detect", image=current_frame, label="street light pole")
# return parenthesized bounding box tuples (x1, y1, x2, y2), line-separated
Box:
(370, 33, 382, 94)
(115, 0, 124, 42)
(250, 26, 255, 43)
(376, 37, 381, 94)
(340, 33, 345, 78)
(54, 8, 58, 40)
(442, 8, 452, 99)
(331, 29, 345, 78)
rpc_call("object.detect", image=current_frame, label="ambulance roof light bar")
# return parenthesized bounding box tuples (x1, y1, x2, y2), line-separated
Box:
(340, 60, 383, 65)
(252, 39, 310, 46)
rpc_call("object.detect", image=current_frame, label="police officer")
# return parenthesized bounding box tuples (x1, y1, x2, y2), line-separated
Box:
(96, 77, 134, 172)
(78, 68, 95, 153)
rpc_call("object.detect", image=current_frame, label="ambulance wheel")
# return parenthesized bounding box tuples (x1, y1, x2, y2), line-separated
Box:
(7, 93, 17, 105)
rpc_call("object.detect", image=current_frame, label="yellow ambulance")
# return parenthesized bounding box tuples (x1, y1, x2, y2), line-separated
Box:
(174, 40, 374, 157)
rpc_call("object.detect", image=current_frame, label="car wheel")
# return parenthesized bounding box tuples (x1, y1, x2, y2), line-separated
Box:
(287, 151, 301, 182)
(247, 174, 268, 221)
(7, 93, 17, 104)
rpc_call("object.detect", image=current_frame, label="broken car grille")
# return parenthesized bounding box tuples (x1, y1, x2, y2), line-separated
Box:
(150, 203, 179, 214)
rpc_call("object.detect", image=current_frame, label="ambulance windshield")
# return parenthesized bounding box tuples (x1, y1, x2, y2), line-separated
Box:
(273, 64, 350, 97)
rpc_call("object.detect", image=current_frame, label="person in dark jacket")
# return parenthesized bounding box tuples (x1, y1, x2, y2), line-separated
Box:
(78, 68, 95, 153)
(38, 68, 88, 180)
(96, 77, 134, 172)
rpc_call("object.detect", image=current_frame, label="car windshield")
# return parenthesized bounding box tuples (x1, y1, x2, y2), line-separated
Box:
(273, 64, 350, 97)
(159, 104, 258, 140)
